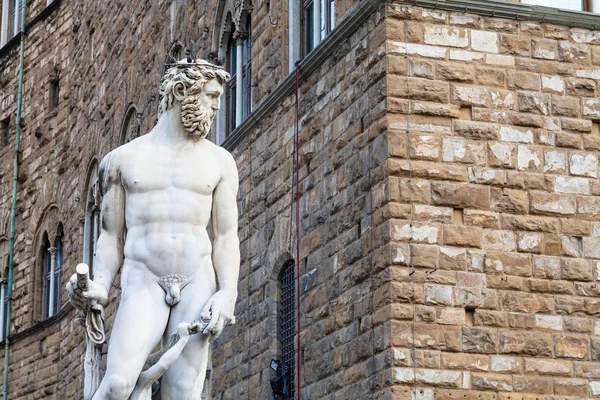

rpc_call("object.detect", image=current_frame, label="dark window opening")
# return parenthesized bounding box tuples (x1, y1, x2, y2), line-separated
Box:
(279, 260, 296, 399)
(50, 80, 60, 112)
(41, 231, 63, 319)
(226, 27, 237, 137)
(1, 119, 9, 149)
(302, 0, 314, 56)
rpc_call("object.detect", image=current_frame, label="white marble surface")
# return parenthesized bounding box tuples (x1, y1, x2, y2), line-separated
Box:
(67, 60, 238, 400)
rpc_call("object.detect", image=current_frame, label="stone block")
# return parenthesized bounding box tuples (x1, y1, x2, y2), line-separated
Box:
(533, 256, 561, 279)
(482, 230, 516, 252)
(525, 358, 572, 376)
(570, 153, 598, 178)
(484, 251, 531, 276)
(490, 188, 528, 214)
(453, 120, 499, 140)
(439, 247, 467, 270)
(544, 150, 566, 174)
(498, 330, 553, 356)
(555, 334, 589, 359)
(442, 138, 485, 164)
(452, 85, 490, 107)
(443, 225, 482, 248)
(462, 327, 498, 354)
(561, 258, 593, 281)
(555, 176, 590, 195)
(517, 145, 542, 172)
(532, 38, 557, 59)
(410, 134, 440, 160)
(468, 167, 505, 185)
(558, 41, 591, 63)
(583, 237, 600, 259)
(490, 355, 521, 373)
(449, 49, 485, 62)
(471, 30, 498, 53)
(554, 378, 589, 397)
(517, 91, 550, 115)
(425, 285, 453, 306)
(424, 26, 468, 47)
(535, 315, 564, 331)
(552, 95, 581, 117)
(530, 191, 577, 216)
(507, 71, 540, 91)
(499, 126, 534, 143)
(488, 142, 517, 168)
(583, 98, 600, 119)
(441, 353, 489, 372)
(542, 75, 565, 94)
(485, 54, 515, 67)
(471, 372, 512, 391)
(517, 232, 543, 253)
(431, 182, 490, 209)
(436, 62, 475, 82)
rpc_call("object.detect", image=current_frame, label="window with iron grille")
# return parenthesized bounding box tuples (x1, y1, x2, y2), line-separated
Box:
(279, 260, 296, 399)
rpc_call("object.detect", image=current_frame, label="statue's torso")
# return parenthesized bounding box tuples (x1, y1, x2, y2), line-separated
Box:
(117, 135, 221, 280)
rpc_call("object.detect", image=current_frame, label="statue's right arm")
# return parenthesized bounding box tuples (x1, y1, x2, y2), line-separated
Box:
(91, 151, 126, 305)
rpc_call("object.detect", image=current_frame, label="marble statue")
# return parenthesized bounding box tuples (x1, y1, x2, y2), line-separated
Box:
(66, 59, 239, 400)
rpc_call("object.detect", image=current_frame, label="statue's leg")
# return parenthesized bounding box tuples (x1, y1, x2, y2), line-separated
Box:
(160, 272, 216, 400)
(92, 280, 170, 400)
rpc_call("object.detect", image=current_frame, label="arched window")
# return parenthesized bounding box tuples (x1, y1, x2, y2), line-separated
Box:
(41, 224, 63, 319)
(217, 7, 253, 143)
(83, 161, 100, 275)
(226, 24, 237, 136)
(279, 259, 296, 399)
(120, 104, 141, 145)
(241, 17, 252, 121)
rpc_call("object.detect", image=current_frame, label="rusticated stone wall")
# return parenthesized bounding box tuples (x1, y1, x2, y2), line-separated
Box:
(0, 0, 600, 399)
(381, 3, 600, 399)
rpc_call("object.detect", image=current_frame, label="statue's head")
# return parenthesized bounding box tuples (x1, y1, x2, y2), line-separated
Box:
(159, 59, 230, 141)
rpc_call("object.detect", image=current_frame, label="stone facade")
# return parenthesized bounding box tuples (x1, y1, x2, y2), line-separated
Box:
(0, 0, 599, 399)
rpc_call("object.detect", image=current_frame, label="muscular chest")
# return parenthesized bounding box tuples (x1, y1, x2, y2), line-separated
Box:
(121, 148, 220, 195)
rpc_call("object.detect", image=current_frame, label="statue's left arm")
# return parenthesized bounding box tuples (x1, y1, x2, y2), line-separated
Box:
(201, 149, 240, 338)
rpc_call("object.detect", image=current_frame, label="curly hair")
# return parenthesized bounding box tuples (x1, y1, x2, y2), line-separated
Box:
(159, 59, 230, 115)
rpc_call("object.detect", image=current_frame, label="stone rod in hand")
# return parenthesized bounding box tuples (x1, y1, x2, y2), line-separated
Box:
(76, 263, 90, 292)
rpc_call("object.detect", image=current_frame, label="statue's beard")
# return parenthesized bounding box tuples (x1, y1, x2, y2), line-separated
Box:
(180, 95, 214, 141)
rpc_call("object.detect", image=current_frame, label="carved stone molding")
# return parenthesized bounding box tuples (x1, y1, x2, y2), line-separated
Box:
(216, 0, 253, 59)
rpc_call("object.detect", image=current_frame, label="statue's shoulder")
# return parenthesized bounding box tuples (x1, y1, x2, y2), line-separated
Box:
(208, 141, 236, 167)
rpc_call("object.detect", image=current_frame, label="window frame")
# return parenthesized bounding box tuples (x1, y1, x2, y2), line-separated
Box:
(278, 260, 296, 399)
(226, 29, 237, 137)
(41, 230, 62, 320)
(1, 118, 9, 149)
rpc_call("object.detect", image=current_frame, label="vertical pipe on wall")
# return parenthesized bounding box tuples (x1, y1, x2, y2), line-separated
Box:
(294, 64, 302, 400)
(0, 283, 5, 342)
(3, 0, 26, 398)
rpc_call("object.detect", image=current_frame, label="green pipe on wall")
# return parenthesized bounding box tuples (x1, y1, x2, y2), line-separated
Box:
(3, 0, 27, 399)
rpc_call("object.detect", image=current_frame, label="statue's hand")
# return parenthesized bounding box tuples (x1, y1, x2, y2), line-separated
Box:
(200, 288, 237, 339)
(66, 274, 108, 311)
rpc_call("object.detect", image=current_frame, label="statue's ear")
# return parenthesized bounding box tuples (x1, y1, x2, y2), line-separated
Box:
(173, 82, 186, 102)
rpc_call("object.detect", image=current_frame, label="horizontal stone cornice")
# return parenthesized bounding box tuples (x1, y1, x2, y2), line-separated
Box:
(402, 0, 600, 29)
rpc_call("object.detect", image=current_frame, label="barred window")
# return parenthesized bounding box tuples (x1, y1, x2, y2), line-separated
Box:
(279, 260, 296, 399)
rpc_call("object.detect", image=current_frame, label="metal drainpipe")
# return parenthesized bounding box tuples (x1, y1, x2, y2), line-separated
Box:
(3, 0, 27, 398)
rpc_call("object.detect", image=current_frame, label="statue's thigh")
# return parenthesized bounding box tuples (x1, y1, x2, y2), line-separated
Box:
(160, 277, 215, 398)
(160, 333, 210, 399)
(104, 282, 170, 376)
